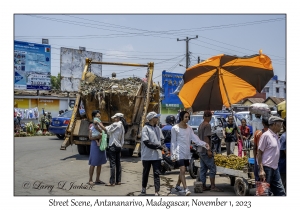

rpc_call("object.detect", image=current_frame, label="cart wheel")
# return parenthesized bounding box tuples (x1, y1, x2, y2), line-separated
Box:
(230, 176, 235, 186)
(234, 177, 249, 196)
(188, 158, 198, 179)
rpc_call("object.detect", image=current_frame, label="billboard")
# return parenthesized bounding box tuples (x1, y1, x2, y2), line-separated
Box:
(161, 70, 184, 115)
(60, 47, 102, 92)
(14, 40, 51, 90)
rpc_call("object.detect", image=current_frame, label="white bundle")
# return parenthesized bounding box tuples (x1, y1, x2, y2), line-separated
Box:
(249, 103, 270, 115)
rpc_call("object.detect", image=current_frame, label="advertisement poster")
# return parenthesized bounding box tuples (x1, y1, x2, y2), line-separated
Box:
(161, 70, 184, 115)
(14, 40, 51, 90)
(38, 99, 60, 114)
(14, 98, 29, 109)
(60, 47, 102, 92)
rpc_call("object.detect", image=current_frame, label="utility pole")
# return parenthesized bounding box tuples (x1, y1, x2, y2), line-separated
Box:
(177, 36, 198, 69)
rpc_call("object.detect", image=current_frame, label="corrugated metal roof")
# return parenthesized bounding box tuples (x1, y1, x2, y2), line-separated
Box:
(265, 97, 286, 105)
(14, 90, 78, 98)
(245, 98, 265, 104)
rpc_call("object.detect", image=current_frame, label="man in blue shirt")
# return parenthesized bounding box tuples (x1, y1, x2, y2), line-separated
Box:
(161, 115, 175, 144)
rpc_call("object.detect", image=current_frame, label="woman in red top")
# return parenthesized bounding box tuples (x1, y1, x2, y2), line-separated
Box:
(237, 118, 250, 157)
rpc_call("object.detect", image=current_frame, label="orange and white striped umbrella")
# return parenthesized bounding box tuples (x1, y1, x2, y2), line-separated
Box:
(179, 51, 274, 111)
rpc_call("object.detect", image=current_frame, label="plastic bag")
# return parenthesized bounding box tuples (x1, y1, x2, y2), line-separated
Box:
(99, 130, 107, 151)
(249, 103, 270, 116)
(256, 181, 270, 196)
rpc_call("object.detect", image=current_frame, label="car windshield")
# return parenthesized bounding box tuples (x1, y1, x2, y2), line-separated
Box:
(60, 111, 72, 118)
(188, 115, 215, 127)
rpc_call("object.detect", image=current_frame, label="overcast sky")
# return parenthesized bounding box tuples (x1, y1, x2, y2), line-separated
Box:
(14, 14, 286, 83)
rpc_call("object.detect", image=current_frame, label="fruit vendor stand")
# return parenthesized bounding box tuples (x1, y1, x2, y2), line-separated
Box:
(214, 154, 256, 196)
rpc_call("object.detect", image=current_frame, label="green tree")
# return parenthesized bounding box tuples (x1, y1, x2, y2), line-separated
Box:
(50, 73, 61, 90)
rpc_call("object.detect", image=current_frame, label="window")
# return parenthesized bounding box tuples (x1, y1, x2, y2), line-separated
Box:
(276, 87, 279, 93)
(263, 87, 269, 93)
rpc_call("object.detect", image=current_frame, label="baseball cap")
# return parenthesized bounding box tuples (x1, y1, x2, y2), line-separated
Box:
(111, 113, 124, 119)
(146, 112, 161, 121)
(268, 116, 284, 125)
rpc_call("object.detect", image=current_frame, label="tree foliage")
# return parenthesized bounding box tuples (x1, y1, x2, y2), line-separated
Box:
(50, 73, 61, 90)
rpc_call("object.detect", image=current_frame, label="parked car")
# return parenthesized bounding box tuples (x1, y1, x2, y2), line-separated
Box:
(49, 111, 72, 139)
(48, 109, 85, 139)
(214, 111, 254, 134)
(188, 114, 226, 145)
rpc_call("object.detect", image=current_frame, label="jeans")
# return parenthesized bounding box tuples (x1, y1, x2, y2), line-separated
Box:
(263, 166, 286, 196)
(254, 160, 259, 181)
(199, 154, 216, 186)
(212, 139, 221, 154)
(108, 144, 122, 184)
(280, 173, 286, 192)
(142, 160, 161, 192)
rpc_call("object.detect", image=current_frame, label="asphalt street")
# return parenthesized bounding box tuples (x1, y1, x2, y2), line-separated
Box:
(14, 136, 255, 196)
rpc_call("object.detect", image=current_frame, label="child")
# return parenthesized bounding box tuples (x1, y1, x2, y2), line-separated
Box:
(91, 117, 106, 146)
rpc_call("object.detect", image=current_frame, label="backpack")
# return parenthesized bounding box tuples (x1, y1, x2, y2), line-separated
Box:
(162, 129, 171, 143)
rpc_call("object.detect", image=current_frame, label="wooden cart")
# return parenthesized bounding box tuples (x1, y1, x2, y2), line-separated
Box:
(216, 166, 256, 196)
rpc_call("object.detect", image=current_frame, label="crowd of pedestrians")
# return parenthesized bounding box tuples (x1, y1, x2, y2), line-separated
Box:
(86, 108, 286, 197)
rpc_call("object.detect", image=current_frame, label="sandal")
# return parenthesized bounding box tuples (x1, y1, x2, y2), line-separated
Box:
(95, 180, 105, 185)
(210, 187, 224, 192)
(203, 185, 211, 191)
(87, 181, 95, 185)
(105, 183, 115, 187)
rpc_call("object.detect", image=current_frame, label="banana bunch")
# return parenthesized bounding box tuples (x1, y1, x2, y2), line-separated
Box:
(214, 154, 248, 170)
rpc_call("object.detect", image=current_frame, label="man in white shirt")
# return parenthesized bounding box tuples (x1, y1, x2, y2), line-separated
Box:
(105, 113, 125, 186)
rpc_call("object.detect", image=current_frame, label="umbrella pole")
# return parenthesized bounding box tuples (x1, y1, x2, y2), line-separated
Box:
(219, 72, 249, 158)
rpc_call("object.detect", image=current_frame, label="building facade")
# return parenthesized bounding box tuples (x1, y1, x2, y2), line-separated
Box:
(262, 75, 286, 99)
(14, 90, 77, 124)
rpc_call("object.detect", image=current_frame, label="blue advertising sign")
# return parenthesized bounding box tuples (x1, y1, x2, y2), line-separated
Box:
(161, 70, 184, 114)
(14, 40, 51, 90)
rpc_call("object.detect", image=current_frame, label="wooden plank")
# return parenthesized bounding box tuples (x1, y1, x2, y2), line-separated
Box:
(78, 120, 90, 137)
(73, 120, 81, 136)
(216, 166, 248, 179)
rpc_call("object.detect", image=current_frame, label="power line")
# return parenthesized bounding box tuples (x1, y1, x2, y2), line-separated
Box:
(153, 55, 186, 80)
(190, 41, 285, 66)
(102, 54, 185, 77)
(19, 15, 285, 40)
(194, 35, 285, 59)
